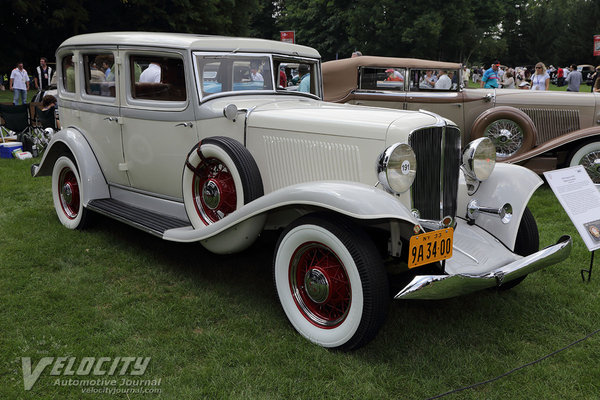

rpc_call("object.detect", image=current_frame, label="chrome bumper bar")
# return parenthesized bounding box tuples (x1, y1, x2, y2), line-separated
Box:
(395, 235, 572, 300)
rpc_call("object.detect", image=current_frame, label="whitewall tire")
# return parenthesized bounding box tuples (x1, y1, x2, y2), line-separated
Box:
(273, 215, 389, 350)
(569, 141, 600, 184)
(52, 156, 88, 230)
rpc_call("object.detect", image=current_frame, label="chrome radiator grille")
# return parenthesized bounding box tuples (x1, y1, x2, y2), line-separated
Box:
(519, 108, 580, 145)
(409, 126, 461, 220)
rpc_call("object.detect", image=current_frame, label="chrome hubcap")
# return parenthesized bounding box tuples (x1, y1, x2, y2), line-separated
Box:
(202, 179, 221, 210)
(62, 183, 73, 205)
(304, 268, 330, 304)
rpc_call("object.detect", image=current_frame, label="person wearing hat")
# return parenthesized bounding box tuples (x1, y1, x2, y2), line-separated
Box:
(481, 61, 500, 89)
(385, 68, 403, 82)
(297, 64, 311, 93)
(518, 81, 530, 90)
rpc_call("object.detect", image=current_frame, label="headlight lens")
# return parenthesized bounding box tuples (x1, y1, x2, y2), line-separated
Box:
(462, 137, 496, 181)
(376, 143, 417, 193)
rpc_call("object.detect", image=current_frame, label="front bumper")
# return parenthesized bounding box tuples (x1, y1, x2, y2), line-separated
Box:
(395, 235, 572, 300)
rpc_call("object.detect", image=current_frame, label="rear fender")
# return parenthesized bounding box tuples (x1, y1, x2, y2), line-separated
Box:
(32, 128, 109, 206)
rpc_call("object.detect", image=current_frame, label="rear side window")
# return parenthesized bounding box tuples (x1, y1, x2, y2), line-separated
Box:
(62, 54, 75, 93)
(83, 53, 116, 97)
(130, 55, 186, 101)
(359, 67, 406, 91)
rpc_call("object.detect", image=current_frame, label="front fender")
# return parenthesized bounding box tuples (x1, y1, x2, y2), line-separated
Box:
(163, 181, 418, 243)
(32, 128, 109, 206)
(457, 162, 542, 251)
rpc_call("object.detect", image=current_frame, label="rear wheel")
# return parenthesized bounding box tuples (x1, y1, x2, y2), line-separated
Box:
(568, 141, 600, 184)
(498, 206, 538, 290)
(52, 156, 89, 230)
(273, 214, 389, 350)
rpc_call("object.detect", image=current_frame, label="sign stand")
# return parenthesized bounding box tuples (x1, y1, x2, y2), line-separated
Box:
(581, 251, 595, 282)
(544, 166, 600, 283)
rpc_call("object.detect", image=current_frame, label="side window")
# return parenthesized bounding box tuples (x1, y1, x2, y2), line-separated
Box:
(273, 58, 320, 96)
(62, 54, 75, 93)
(130, 55, 186, 101)
(83, 53, 115, 97)
(359, 67, 406, 91)
(410, 69, 459, 91)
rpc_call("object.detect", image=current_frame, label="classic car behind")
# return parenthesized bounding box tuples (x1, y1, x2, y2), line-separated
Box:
(33, 33, 571, 350)
(323, 56, 600, 185)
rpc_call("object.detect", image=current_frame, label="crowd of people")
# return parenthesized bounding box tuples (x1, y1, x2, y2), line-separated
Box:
(471, 61, 600, 93)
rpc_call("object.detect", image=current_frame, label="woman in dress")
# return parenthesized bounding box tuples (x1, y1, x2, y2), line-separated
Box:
(530, 62, 550, 91)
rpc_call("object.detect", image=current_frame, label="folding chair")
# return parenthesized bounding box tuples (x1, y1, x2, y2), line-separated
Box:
(0, 103, 31, 143)
(30, 105, 58, 156)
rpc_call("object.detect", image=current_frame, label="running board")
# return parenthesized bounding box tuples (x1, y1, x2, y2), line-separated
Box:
(87, 199, 191, 237)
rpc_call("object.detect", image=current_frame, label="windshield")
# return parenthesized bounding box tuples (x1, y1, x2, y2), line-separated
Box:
(195, 53, 321, 100)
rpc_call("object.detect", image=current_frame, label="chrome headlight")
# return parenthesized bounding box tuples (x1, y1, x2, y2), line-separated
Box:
(462, 137, 496, 181)
(376, 143, 417, 194)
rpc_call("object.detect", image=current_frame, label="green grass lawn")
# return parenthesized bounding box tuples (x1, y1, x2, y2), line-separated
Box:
(1, 156, 599, 399)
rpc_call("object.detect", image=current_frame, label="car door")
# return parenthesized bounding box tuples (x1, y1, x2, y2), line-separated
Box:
(119, 49, 199, 200)
(60, 48, 130, 186)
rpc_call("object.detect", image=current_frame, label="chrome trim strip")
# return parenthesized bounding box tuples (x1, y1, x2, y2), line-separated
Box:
(394, 235, 572, 300)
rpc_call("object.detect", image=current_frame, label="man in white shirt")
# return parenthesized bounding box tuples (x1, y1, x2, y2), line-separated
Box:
(139, 62, 161, 83)
(10, 62, 29, 105)
(434, 70, 452, 90)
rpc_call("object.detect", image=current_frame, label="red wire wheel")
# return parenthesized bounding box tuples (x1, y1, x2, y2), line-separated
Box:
(52, 156, 89, 230)
(289, 242, 351, 328)
(183, 136, 264, 228)
(192, 157, 238, 224)
(273, 214, 389, 350)
(58, 166, 81, 219)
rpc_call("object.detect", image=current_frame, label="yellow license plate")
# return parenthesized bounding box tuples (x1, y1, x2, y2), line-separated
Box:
(408, 227, 454, 269)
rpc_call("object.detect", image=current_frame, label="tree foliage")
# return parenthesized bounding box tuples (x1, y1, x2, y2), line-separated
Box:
(1, 0, 599, 77)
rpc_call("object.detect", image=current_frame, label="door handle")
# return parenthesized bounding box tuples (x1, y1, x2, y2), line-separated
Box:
(175, 122, 194, 128)
(104, 117, 116, 122)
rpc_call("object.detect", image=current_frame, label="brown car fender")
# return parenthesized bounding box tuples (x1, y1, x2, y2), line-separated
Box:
(470, 106, 537, 160)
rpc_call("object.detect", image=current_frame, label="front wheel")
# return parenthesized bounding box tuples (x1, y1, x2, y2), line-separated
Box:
(273, 215, 389, 350)
(568, 141, 600, 184)
(498, 206, 539, 290)
(52, 156, 89, 230)
(471, 107, 536, 160)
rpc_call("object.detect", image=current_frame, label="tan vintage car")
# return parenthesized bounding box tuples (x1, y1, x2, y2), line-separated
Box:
(323, 56, 600, 183)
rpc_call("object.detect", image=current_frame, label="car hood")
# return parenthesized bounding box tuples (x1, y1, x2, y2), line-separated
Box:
(245, 97, 441, 141)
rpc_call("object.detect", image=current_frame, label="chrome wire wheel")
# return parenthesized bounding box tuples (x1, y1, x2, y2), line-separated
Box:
(289, 242, 351, 328)
(484, 118, 524, 158)
(569, 141, 600, 184)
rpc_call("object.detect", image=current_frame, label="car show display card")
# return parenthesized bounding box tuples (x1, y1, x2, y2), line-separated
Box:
(544, 166, 600, 251)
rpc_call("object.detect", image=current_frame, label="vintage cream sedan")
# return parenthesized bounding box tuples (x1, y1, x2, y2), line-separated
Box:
(323, 56, 600, 184)
(32, 33, 571, 350)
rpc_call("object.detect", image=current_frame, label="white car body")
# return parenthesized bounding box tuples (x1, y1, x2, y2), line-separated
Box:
(33, 32, 571, 350)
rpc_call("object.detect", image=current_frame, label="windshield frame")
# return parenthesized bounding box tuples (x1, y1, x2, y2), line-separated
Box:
(193, 52, 322, 102)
